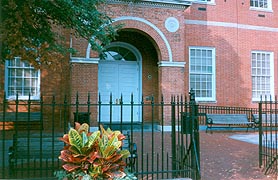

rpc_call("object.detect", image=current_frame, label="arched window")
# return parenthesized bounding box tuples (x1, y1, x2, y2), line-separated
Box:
(100, 45, 137, 61)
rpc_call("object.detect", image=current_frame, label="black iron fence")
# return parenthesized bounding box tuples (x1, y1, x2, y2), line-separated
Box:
(2, 91, 270, 179)
(258, 96, 278, 176)
(0, 92, 201, 179)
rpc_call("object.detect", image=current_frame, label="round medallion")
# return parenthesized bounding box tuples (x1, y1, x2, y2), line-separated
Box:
(165, 17, 179, 33)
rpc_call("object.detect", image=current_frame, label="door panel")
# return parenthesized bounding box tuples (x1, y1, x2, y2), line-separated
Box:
(98, 61, 140, 122)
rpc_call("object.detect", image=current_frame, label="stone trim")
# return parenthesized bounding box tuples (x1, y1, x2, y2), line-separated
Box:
(106, 0, 192, 9)
(70, 57, 99, 64)
(112, 16, 173, 62)
(158, 61, 186, 67)
(185, 19, 278, 33)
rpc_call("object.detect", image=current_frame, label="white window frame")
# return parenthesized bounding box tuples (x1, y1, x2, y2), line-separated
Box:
(193, 0, 215, 5)
(5, 58, 40, 100)
(250, 0, 272, 12)
(251, 51, 274, 101)
(189, 46, 216, 102)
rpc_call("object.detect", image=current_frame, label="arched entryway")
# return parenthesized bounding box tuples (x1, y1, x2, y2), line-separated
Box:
(98, 30, 159, 123)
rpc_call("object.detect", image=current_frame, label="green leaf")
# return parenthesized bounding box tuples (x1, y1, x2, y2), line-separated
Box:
(87, 130, 100, 147)
(120, 149, 130, 159)
(102, 145, 117, 158)
(68, 128, 82, 151)
(82, 132, 88, 147)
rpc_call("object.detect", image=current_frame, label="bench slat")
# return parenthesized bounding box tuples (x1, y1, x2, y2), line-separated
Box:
(206, 114, 254, 132)
(252, 114, 278, 126)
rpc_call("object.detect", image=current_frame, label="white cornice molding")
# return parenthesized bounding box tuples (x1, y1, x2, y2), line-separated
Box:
(106, 0, 192, 9)
(158, 61, 186, 67)
(70, 57, 99, 64)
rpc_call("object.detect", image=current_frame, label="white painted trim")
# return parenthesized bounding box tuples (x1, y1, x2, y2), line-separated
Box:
(158, 61, 186, 67)
(141, 0, 193, 5)
(5, 60, 41, 101)
(86, 16, 173, 62)
(251, 51, 274, 102)
(189, 46, 216, 102)
(185, 19, 278, 33)
(157, 125, 183, 132)
(70, 57, 99, 64)
(193, 0, 215, 5)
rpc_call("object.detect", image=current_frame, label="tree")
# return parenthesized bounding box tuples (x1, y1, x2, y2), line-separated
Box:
(0, 0, 118, 68)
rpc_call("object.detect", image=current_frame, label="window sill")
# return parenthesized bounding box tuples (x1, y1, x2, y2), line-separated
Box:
(195, 100, 217, 104)
(6, 96, 40, 101)
(249, 7, 273, 13)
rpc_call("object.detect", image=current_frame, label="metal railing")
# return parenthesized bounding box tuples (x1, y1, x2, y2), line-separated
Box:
(258, 96, 278, 176)
(0, 92, 200, 179)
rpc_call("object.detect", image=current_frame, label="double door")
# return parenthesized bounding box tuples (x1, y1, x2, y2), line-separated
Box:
(98, 61, 140, 122)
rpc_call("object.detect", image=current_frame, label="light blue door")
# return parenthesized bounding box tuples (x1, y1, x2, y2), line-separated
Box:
(98, 55, 140, 122)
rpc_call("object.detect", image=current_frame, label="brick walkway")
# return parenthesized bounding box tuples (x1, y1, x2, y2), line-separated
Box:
(200, 131, 277, 180)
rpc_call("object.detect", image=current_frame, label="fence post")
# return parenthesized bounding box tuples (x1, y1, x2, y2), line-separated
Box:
(171, 96, 177, 178)
(259, 98, 263, 168)
(189, 89, 201, 179)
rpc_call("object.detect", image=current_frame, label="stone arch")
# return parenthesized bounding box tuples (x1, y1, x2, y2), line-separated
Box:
(86, 16, 172, 62)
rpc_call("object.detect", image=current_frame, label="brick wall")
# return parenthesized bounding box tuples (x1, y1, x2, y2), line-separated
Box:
(185, 1, 278, 108)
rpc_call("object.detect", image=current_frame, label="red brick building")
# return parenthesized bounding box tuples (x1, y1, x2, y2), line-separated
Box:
(1, 0, 278, 126)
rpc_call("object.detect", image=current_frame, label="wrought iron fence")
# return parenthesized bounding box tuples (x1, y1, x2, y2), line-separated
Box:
(258, 96, 278, 176)
(0, 92, 201, 179)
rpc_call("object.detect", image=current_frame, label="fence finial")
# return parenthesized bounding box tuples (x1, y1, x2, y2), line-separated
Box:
(189, 88, 195, 101)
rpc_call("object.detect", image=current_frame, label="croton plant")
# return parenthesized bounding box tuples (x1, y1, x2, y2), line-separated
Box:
(54, 123, 136, 180)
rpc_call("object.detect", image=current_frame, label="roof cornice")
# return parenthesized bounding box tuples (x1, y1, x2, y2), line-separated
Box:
(106, 0, 193, 9)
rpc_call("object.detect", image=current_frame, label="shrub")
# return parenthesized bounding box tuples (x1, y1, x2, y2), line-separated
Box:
(55, 123, 134, 180)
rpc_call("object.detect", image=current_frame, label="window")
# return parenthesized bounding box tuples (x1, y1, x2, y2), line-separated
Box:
(250, 0, 272, 10)
(251, 51, 274, 101)
(101, 46, 136, 61)
(189, 47, 215, 101)
(5, 58, 40, 100)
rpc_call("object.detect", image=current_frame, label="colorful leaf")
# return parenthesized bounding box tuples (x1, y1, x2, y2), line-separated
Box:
(68, 128, 82, 151)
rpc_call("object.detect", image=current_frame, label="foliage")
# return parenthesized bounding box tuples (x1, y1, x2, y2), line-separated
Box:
(0, 0, 119, 68)
(55, 123, 134, 180)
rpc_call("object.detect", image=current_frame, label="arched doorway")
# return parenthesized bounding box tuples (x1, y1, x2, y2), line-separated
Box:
(98, 42, 142, 122)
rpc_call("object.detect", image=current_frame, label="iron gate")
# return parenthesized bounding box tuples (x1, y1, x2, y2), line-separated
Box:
(258, 96, 278, 176)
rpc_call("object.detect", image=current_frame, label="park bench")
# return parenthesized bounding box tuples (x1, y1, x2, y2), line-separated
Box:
(206, 114, 254, 132)
(0, 112, 42, 130)
(8, 133, 64, 175)
(252, 114, 278, 127)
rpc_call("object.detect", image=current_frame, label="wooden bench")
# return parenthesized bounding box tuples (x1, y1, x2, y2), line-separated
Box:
(0, 112, 42, 130)
(8, 133, 64, 175)
(252, 114, 278, 127)
(206, 114, 254, 132)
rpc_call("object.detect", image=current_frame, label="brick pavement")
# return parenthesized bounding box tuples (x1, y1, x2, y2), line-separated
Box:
(200, 131, 277, 180)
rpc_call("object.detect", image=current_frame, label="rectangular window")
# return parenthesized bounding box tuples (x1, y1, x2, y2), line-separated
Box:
(251, 51, 274, 101)
(189, 47, 215, 101)
(250, 0, 272, 10)
(5, 58, 40, 100)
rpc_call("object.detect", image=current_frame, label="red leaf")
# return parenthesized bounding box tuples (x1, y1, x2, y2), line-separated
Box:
(62, 163, 80, 172)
